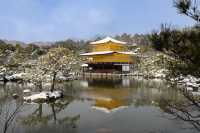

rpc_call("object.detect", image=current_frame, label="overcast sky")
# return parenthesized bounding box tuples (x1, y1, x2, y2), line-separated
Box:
(0, 0, 195, 42)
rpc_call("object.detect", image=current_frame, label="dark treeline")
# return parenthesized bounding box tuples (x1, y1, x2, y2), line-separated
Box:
(0, 33, 151, 66)
(149, 0, 200, 76)
(0, 33, 150, 50)
(0, 41, 46, 66)
(149, 24, 200, 75)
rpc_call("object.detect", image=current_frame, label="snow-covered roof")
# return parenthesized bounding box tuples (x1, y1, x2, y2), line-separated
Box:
(81, 64, 89, 67)
(90, 36, 127, 45)
(80, 51, 136, 56)
(118, 52, 137, 55)
(80, 51, 114, 56)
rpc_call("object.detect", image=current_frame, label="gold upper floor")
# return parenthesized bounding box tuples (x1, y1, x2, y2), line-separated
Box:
(91, 41, 126, 52)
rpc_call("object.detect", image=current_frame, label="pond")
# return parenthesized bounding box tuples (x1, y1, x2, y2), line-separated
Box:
(0, 77, 199, 133)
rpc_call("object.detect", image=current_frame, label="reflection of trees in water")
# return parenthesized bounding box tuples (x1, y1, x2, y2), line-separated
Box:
(21, 96, 80, 130)
(160, 87, 200, 131)
(0, 83, 23, 133)
(0, 102, 22, 133)
(86, 78, 123, 88)
(0, 82, 80, 133)
(131, 87, 180, 107)
(127, 79, 181, 107)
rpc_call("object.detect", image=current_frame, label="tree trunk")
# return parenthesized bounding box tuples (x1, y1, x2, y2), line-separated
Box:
(38, 81, 42, 92)
(3, 74, 8, 84)
(51, 72, 56, 92)
(39, 104, 43, 118)
(51, 104, 57, 124)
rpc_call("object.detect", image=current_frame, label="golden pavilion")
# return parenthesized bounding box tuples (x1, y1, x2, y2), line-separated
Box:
(80, 36, 134, 73)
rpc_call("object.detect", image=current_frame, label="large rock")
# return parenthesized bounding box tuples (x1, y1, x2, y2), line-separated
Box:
(24, 91, 63, 103)
(0, 72, 5, 81)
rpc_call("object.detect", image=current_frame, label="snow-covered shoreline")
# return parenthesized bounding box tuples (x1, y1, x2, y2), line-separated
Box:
(170, 75, 200, 95)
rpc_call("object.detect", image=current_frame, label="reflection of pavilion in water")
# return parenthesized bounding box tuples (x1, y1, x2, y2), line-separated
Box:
(78, 78, 182, 113)
(79, 78, 133, 113)
(80, 77, 133, 88)
(92, 99, 128, 113)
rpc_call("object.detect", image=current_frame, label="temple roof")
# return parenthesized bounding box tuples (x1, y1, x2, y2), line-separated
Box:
(80, 51, 136, 56)
(90, 36, 127, 45)
(80, 51, 113, 56)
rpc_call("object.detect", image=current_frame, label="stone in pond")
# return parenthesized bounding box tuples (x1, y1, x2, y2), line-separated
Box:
(24, 91, 64, 103)
(12, 93, 19, 99)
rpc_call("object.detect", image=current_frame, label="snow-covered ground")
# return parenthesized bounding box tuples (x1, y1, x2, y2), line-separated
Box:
(23, 89, 31, 93)
(171, 75, 200, 95)
(6, 73, 27, 81)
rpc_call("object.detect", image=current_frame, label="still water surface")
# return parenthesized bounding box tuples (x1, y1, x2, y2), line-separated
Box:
(0, 77, 198, 133)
